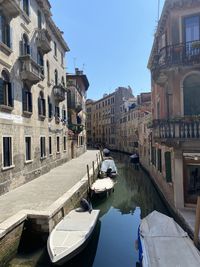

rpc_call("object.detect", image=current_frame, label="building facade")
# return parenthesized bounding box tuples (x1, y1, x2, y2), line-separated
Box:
(67, 68, 89, 158)
(86, 86, 133, 149)
(148, 0, 200, 209)
(0, 0, 71, 195)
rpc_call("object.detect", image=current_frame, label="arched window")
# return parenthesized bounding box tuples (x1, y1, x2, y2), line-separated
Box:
(48, 96, 52, 119)
(21, 33, 30, 55)
(61, 76, 65, 87)
(38, 50, 44, 75)
(23, 0, 29, 16)
(55, 69, 58, 86)
(37, 10, 42, 29)
(38, 91, 46, 117)
(22, 83, 32, 113)
(183, 74, 200, 115)
(46, 60, 50, 84)
(0, 70, 13, 107)
(0, 12, 11, 47)
(62, 105, 66, 122)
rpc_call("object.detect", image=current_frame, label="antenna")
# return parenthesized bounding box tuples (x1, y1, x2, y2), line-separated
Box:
(82, 63, 85, 71)
(157, 0, 160, 22)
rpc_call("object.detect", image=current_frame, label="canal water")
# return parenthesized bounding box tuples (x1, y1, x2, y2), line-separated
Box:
(9, 153, 169, 267)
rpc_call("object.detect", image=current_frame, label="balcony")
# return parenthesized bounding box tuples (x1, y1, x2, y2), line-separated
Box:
(67, 92, 83, 113)
(152, 40, 200, 83)
(19, 55, 44, 85)
(153, 117, 200, 144)
(68, 124, 84, 134)
(36, 29, 52, 54)
(0, 0, 20, 19)
(53, 84, 66, 102)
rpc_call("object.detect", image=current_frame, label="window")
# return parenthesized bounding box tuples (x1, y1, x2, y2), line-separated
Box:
(22, 85, 32, 113)
(61, 52, 64, 65)
(21, 34, 30, 55)
(40, 137, 46, 158)
(56, 136, 60, 153)
(157, 149, 162, 172)
(25, 136, 31, 161)
(3, 137, 13, 167)
(165, 152, 172, 183)
(62, 107, 66, 122)
(37, 10, 42, 29)
(23, 0, 29, 16)
(63, 136, 66, 151)
(37, 50, 44, 75)
(184, 16, 199, 43)
(54, 41, 57, 57)
(48, 96, 52, 119)
(55, 69, 58, 85)
(55, 106, 60, 118)
(61, 76, 65, 87)
(46, 61, 50, 84)
(0, 13, 11, 47)
(38, 91, 46, 117)
(0, 70, 13, 107)
(49, 136, 52, 155)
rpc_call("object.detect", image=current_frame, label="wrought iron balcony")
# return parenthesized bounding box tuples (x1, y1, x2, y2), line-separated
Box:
(53, 84, 66, 102)
(0, 0, 20, 18)
(68, 124, 84, 134)
(67, 92, 83, 113)
(19, 55, 44, 85)
(153, 117, 200, 143)
(36, 29, 52, 54)
(152, 40, 200, 81)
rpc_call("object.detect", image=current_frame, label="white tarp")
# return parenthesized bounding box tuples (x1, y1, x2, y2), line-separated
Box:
(140, 211, 200, 267)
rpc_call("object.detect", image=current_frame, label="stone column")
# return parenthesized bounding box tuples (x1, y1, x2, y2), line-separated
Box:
(173, 149, 184, 209)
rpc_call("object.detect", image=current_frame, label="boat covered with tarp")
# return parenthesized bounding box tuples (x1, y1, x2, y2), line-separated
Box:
(138, 210, 200, 267)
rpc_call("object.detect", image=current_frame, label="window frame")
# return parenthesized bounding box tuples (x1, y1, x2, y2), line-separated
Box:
(2, 136, 14, 170)
(25, 136, 32, 163)
(40, 136, 46, 159)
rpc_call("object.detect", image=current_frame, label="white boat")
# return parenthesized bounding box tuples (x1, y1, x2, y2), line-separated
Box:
(91, 177, 115, 194)
(47, 209, 100, 265)
(138, 211, 200, 267)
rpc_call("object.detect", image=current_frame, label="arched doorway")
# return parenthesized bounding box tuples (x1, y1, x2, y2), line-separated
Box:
(183, 74, 200, 115)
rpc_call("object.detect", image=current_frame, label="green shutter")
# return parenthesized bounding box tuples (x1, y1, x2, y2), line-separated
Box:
(165, 152, 172, 182)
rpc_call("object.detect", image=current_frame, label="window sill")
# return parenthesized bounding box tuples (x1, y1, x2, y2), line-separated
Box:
(39, 115, 46, 121)
(2, 165, 15, 171)
(0, 105, 14, 112)
(25, 159, 33, 164)
(23, 111, 32, 117)
(40, 156, 47, 160)
(49, 154, 53, 157)
(0, 42, 12, 56)
(56, 152, 60, 155)
(63, 150, 67, 152)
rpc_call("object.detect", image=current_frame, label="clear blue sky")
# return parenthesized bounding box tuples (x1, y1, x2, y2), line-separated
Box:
(49, 0, 165, 100)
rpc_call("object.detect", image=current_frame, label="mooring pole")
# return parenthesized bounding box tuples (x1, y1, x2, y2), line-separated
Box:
(194, 196, 200, 246)
(96, 154, 99, 171)
(92, 161, 95, 183)
(87, 164, 90, 189)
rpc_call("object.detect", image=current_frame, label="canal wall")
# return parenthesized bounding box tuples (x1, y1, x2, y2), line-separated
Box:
(0, 159, 100, 266)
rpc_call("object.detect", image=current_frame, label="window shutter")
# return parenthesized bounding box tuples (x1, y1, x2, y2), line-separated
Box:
(165, 152, 172, 183)
(29, 92, 32, 112)
(38, 97, 41, 115)
(8, 82, 13, 107)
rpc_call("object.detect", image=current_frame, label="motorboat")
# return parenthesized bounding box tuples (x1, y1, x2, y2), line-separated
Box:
(138, 210, 200, 267)
(47, 208, 100, 265)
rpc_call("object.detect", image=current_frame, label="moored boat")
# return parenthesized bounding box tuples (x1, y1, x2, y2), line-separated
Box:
(47, 209, 100, 265)
(138, 210, 200, 267)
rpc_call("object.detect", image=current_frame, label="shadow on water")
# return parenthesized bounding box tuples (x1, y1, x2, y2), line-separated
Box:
(8, 152, 170, 267)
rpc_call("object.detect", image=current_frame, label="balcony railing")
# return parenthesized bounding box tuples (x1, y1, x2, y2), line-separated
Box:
(67, 92, 83, 113)
(0, 0, 20, 18)
(53, 84, 66, 102)
(19, 55, 44, 85)
(36, 29, 52, 54)
(152, 40, 200, 76)
(153, 117, 200, 141)
(68, 124, 84, 134)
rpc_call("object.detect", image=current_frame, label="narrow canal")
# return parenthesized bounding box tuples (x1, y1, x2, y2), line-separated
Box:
(9, 152, 170, 267)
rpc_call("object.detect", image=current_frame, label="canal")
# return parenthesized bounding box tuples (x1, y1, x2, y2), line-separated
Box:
(8, 152, 170, 267)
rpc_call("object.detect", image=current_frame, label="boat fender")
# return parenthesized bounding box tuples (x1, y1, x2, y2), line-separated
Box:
(80, 198, 93, 213)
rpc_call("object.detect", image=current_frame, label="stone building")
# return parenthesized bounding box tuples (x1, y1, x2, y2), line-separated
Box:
(66, 68, 89, 158)
(86, 87, 133, 149)
(0, 0, 70, 195)
(148, 0, 200, 209)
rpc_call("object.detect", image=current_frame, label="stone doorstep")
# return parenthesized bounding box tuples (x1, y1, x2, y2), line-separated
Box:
(0, 163, 97, 239)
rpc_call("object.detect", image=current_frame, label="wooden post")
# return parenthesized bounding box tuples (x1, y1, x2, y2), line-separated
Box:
(99, 153, 101, 164)
(92, 161, 95, 183)
(100, 149, 103, 161)
(87, 164, 90, 189)
(194, 196, 200, 246)
(96, 154, 99, 171)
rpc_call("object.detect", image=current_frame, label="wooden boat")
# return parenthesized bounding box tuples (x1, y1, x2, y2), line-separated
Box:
(47, 209, 100, 265)
(138, 210, 200, 267)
